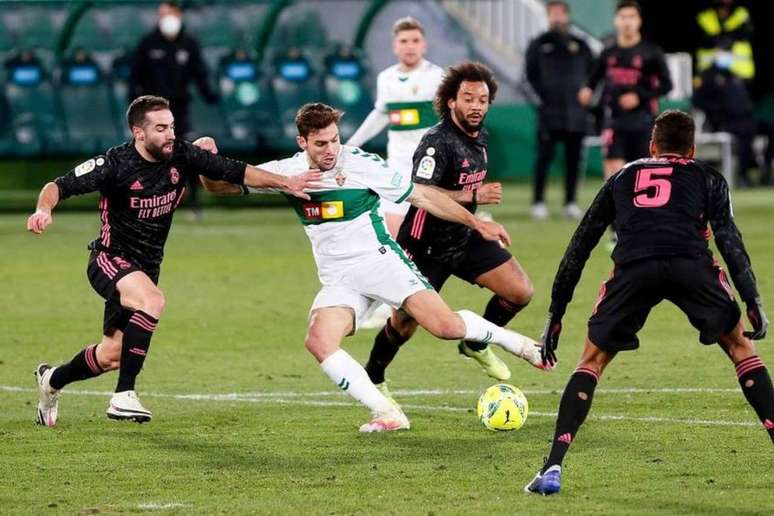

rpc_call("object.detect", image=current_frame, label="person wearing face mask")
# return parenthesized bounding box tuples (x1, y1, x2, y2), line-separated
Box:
(693, 54, 756, 187)
(129, 1, 219, 220)
(696, 0, 755, 83)
(525, 0, 594, 221)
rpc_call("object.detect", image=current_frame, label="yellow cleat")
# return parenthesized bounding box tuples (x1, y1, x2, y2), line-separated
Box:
(458, 341, 512, 381)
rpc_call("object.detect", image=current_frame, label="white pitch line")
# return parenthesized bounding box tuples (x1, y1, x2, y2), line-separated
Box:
(137, 502, 190, 510)
(0, 385, 742, 398)
(1, 385, 757, 428)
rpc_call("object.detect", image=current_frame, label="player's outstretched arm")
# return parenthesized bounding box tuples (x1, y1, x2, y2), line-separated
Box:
(407, 184, 511, 246)
(346, 109, 389, 147)
(26, 182, 59, 234)
(707, 173, 767, 339)
(425, 183, 502, 205)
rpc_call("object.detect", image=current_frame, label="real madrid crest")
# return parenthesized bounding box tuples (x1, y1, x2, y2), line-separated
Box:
(170, 167, 180, 185)
(334, 167, 347, 187)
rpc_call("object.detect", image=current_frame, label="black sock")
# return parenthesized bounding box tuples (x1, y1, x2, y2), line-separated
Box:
(543, 368, 599, 472)
(49, 344, 104, 390)
(365, 319, 409, 384)
(115, 311, 158, 393)
(735, 356, 774, 443)
(464, 295, 525, 351)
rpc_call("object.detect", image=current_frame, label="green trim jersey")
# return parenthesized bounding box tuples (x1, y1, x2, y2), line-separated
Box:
(248, 145, 416, 283)
(375, 59, 444, 175)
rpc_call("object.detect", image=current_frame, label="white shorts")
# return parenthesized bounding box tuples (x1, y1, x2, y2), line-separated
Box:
(310, 246, 431, 332)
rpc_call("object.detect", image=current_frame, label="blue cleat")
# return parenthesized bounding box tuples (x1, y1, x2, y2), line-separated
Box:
(524, 465, 561, 495)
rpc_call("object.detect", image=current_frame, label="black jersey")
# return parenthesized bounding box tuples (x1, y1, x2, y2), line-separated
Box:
(587, 40, 672, 131)
(55, 140, 245, 272)
(549, 156, 759, 318)
(398, 118, 489, 262)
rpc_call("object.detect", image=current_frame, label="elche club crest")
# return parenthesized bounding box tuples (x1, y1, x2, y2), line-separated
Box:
(334, 167, 347, 187)
(170, 167, 180, 185)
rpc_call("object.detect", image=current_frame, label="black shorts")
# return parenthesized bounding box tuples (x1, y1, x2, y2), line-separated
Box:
(400, 231, 512, 291)
(86, 251, 158, 336)
(588, 255, 741, 352)
(602, 127, 650, 162)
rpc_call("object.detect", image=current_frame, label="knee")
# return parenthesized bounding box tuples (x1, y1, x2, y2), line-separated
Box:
(304, 328, 336, 362)
(141, 288, 165, 317)
(502, 278, 534, 307)
(426, 313, 465, 340)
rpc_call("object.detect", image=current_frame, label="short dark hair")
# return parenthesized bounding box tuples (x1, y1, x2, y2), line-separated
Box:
(295, 103, 342, 138)
(392, 16, 424, 36)
(652, 110, 695, 155)
(546, 1, 569, 12)
(126, 95, 170, 129)
(160, 1, 182, 10)
(434, 61, 498, 121)
(616, 0, 641, 14)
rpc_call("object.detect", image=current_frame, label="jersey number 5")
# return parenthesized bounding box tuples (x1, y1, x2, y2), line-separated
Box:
(633, 167, 673, 208)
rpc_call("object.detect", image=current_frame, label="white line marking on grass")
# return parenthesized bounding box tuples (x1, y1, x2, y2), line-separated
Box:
(137, 502, 190, 510)
(1, 385, 757, 427)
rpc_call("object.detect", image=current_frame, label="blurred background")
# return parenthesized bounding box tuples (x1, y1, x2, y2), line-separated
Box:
(1, 0, 772, 211)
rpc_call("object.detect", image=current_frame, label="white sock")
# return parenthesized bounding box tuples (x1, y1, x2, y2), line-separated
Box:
(456, 309, 535, 358)
(320, 349, 394, 415)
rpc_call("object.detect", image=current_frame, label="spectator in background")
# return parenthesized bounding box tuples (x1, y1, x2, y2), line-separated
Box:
(693, 58, 756, 187)
(696, 0, 754, 84)
(129, 1, 219, 221)
(525, 0, 593, 221)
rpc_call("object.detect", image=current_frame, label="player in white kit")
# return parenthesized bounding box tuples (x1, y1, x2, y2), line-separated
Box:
(200, 103, 550, 433)
(347, 16, 444, 328)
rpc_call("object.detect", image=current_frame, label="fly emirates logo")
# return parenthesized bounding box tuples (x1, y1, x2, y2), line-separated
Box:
(130, 190, 177, 219)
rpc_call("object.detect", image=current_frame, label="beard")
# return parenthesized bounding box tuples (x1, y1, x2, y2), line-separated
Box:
(145, 140, 173, 161)
(454, 107, 486, 134)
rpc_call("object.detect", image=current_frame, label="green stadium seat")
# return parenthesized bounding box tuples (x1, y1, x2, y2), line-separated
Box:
(269, 48, 321, 149)
(58, 52, 122, 153)
(4, 67, 66, 155)
(322, 46, 373, 142)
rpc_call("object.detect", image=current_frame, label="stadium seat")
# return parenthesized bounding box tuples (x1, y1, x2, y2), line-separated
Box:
(269, 47, 320, 148)
(58, 49, 122, 153)
(218, 49, 279, 151)
(322, 46, 373, 141)
(3, 51, 66, 155)
(109, 51, 134, 140)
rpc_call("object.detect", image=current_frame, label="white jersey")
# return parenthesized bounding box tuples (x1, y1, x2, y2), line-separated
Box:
(250, 145, 415, 284)
(375, 59, 444, 174)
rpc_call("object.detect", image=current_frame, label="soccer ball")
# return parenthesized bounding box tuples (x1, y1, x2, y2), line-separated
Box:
(476, 383, 529, 431)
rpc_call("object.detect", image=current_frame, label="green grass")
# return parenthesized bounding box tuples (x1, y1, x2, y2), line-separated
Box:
(1, 182, 773, 515)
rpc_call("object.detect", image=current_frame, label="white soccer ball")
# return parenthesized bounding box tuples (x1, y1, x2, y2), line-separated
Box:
(476, 383, 529, 431)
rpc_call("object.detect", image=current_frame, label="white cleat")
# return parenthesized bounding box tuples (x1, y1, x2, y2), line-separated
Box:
(34, 363, 60, 427)
(359, 409, 410, 433)
(563, 203, 583, 220)
(498, 331, 554, 371)
(360, 303, 392, 330)
(531, 203, 549, 221)
(107, 390, 152, 423)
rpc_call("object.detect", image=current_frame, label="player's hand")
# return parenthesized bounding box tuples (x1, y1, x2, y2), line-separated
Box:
(540, 313, 562, 367)
(282, 169, 323, 200)
(193, 136, 219, 154)
(475, 183, 502, 205)
(27, 209, 52, 235)
(577, 87, 593, 107)
(744, 298, 768, 340)
(475, 219, 511, 247)
(619, 92, 640, 110)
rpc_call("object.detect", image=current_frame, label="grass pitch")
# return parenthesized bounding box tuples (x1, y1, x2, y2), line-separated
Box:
(1, 182, 773, 515)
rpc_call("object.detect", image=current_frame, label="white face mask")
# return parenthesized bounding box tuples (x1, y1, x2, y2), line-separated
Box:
(159, 14, 182, 39)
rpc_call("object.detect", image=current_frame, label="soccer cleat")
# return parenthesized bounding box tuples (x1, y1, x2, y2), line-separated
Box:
(34, 363, 60, 427)
(358, 408, 410, 433)
(360, 303, 392, 330)
(106, 390, 152, 423)
(531, 203, 549, 221)
(563, 203, 583, 220)
(375, 382, 402, 410)
(458, 341, 512, 380)
(524, 465, 562, 495)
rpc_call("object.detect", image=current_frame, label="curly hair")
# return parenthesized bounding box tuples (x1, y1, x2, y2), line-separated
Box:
(434, 61, 498, 121)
